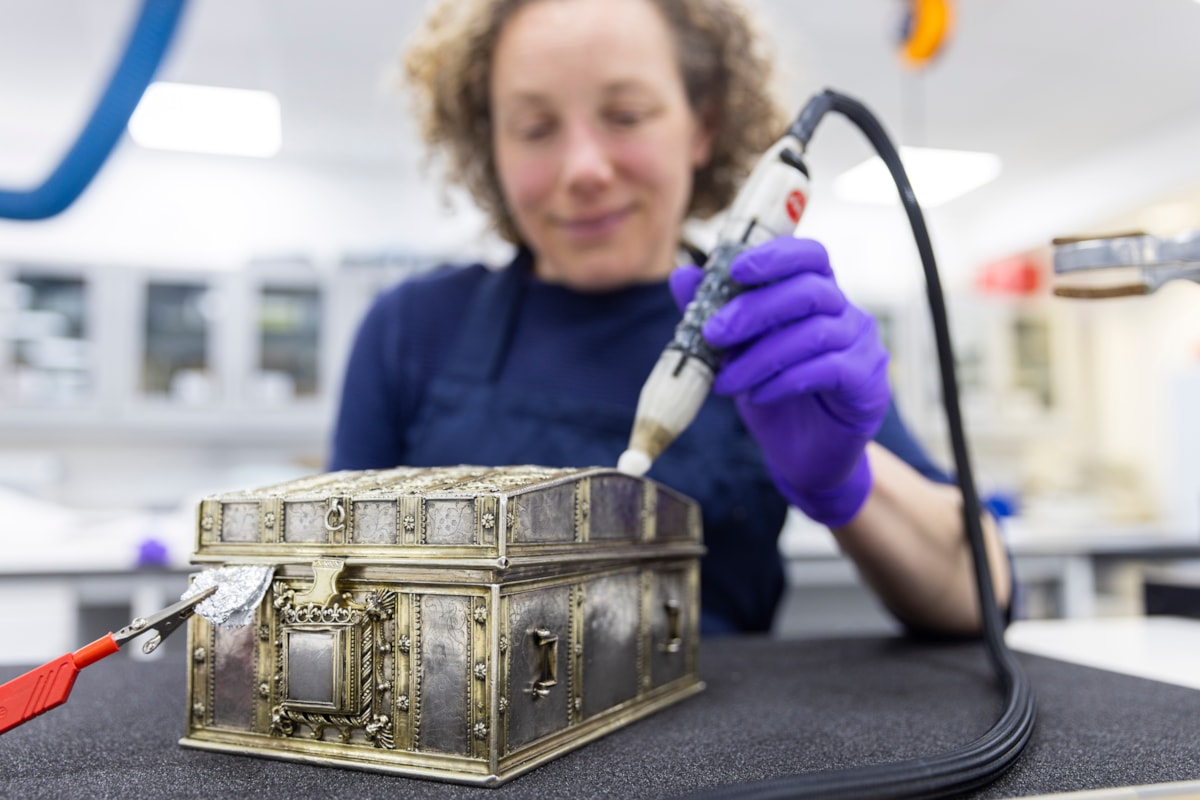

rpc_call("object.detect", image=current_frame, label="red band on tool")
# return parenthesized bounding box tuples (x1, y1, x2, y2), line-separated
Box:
(73, 634, 120, 668)
(786, 190, 807, 224)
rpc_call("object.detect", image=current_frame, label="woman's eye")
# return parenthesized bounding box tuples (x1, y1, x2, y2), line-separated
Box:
(606, 109, 645, 127)
(514, 119, 556, 141)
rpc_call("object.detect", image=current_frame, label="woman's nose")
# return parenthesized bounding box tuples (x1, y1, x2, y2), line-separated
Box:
(561, 123, 614, 193)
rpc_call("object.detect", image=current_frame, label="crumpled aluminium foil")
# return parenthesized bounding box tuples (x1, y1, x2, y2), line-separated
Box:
(183, 565, 275, 627)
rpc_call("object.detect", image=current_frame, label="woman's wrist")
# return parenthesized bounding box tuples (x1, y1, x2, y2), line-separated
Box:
(774, 453, 873, 529)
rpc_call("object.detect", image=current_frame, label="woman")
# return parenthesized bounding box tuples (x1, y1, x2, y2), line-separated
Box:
(331, 0, 1011, 635)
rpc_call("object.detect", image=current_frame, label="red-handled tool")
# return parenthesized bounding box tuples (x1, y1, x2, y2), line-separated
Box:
(0, 585, 216, 735)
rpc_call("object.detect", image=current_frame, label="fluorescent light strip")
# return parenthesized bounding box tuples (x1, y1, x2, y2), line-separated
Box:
(833, 146, 1001, 208)
(129, 82, 282, 158)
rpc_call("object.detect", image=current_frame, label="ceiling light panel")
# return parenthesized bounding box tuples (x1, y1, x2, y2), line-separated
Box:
(833, 147, 1002, 208)
(128, 82, 282, 158)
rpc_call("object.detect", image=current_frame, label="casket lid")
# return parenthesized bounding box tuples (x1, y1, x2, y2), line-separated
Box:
(193, 465, 701, 566)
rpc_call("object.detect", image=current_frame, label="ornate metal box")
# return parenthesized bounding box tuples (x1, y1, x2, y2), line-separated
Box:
(180, 465, 704, 786)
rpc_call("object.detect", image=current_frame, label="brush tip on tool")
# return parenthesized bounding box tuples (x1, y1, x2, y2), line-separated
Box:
(617, 449, 652, 477)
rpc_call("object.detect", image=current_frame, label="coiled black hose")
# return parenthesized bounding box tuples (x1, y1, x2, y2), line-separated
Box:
(684, 88, 1036, 799)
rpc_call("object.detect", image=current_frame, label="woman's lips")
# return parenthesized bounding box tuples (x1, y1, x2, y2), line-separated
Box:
(557, 207, 632, 241)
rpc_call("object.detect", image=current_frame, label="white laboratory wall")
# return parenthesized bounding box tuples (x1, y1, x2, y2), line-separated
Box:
(1084, 284, 1200, 529)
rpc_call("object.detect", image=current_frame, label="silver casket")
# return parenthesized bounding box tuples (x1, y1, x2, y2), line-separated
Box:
(181, 465, 705, 786)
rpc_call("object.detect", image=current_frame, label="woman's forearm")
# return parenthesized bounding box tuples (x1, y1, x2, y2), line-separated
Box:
(830, 442, 1012, 635)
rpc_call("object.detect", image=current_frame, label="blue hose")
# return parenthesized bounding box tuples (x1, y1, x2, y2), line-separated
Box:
(0, 0, 188, 220)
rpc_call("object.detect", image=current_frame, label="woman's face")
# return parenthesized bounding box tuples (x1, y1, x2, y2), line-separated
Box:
(490, 0, 713, 291)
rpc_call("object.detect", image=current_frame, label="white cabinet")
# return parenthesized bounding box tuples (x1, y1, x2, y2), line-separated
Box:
(0, 258, 429, 508)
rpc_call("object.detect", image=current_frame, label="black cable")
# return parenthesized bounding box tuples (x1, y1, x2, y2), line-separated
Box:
(684, 89, 1037, 799)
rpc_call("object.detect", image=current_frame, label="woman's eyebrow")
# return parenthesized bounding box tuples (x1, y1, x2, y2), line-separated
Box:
(499, 89, 551, 106)
(494, 81, 659, 115)
(601, 79, 657, 98)
(494, 91, 556, 120)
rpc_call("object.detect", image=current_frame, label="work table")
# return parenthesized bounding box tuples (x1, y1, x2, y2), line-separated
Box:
(4, 620, 1199, 799)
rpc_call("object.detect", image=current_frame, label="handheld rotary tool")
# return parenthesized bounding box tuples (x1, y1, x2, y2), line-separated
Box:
(617, 130, 812, 476)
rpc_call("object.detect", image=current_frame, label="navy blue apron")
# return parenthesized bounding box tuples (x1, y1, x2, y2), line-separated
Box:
(403, 262, 789, 633)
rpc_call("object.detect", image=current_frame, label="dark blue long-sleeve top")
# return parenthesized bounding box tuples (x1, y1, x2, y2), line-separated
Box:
(330, 256, 955, 633)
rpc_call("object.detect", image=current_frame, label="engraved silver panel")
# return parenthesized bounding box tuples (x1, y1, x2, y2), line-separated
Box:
(283, 501, 326, 543)
(425, 500, 475, 545)
(512, 485, 575, 543)
(419, 594, 472, 754)
(506, 586, 571, 751)
(285, 630, 337, 708)
(655, 491, 691, 541)
(582, 573, 640, 718)
(220, 502, 260, 543)
(649, 570, 688, 688)
(212, 623, 257, 728)
(588, 475, 641, 541)
(353, 501, 397, 544)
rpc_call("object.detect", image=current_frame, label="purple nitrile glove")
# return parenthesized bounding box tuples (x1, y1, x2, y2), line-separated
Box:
(669, 237, 891, 527)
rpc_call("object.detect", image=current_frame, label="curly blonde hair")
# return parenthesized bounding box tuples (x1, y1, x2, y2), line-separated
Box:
(403, 0, 786, 244)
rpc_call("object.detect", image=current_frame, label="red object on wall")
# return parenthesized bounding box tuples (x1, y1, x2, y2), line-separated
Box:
(975, 255, 1045, 295)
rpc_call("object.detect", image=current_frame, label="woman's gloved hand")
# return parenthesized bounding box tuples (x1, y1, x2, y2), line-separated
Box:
(669, 237, 891, 527)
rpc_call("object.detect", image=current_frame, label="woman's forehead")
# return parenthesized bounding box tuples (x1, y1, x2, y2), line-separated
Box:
(491, 0, 682, 95)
